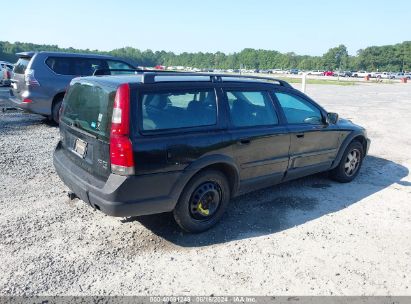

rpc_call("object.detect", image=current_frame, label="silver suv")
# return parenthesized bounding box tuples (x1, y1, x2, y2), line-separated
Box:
(10, 51, 136, 123)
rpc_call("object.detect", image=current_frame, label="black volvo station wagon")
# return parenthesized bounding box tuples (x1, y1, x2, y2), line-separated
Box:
(54, 72, 370, 232)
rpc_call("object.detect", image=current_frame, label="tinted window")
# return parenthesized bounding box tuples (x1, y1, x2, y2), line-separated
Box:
(141, 89, 217, 131)
(46, 57, 108, 76)
(226, 90, 278, 127)
(13, 58, 30, 74)
(106, 60, 135, 74)
(275, 92, 323, 124)
(61, 82, 115, 139)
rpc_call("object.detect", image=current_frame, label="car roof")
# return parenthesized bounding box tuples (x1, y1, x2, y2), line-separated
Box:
(75, 74, 291, 88)
(15, 51, 128, 60)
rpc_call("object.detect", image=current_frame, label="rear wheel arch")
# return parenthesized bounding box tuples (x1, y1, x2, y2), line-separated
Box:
(52, 92, 65, 109)
(175, 158, 240, 203)
(192, 162, 239, 197)
(51, 92, 65, 123)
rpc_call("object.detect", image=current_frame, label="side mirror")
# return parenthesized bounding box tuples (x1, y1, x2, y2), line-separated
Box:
(327, 112, 339, 124)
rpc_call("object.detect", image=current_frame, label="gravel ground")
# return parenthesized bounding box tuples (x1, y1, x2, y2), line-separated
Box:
(0, 83, 410, 296)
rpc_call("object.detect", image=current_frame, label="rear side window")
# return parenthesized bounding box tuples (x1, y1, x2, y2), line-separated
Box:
(225, 90, 278, 127)
(141, 89, 217, 131)
(46, 57, 108, 76)
(13, 58, 30, 74)
(106, 60, 135, 74)
(61, 82, 116, 139)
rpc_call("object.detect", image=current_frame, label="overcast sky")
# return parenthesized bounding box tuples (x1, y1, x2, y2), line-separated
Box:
(3, 0, 411, 56)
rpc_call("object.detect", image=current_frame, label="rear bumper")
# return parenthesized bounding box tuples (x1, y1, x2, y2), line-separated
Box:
(53, 143, 186, 217)
(9, 89, 52, 116)
(9, 95, 33, 111)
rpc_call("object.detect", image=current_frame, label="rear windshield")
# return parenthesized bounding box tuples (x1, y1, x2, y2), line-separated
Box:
(13, 58, 31, 74)
(141, 89, 217, 131)
(61, 82, 116, 139)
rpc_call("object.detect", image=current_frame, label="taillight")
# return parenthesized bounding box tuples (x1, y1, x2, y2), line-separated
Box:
(110, 83, 134, 175)
(24, 69, 40, 86)
(6, 70, 10, 79)
(23, 98, 32, 103)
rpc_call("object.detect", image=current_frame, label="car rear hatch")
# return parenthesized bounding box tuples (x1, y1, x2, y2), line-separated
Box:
(10, 52, 34, 99)
(59, 80, 117, 182)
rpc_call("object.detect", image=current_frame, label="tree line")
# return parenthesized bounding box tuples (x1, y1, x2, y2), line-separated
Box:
(0, 40, 409, 72)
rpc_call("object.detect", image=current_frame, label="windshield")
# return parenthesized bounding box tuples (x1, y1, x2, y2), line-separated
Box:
(61, 82, 116, 139)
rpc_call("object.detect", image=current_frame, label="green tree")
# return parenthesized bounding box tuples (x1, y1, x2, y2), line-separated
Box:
(322, 44, 349, 70)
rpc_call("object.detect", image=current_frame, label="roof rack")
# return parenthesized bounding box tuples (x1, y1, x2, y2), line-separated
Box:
(92, 68, 292, 88)
(140, 71, 293, 88)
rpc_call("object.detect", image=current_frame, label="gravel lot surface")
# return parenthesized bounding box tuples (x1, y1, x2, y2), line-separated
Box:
(0, 83, 410, 296)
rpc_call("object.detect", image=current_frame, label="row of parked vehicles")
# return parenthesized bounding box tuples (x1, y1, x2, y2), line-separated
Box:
(0, 61, 14, 86)
(209, 68, 411, 79)
(5, 51, 370, 232)
(325, 70, 410, 79)
(292, 69, 410, 78)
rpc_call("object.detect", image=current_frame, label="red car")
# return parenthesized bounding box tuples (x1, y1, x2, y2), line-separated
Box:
(323, 71, 334, 76)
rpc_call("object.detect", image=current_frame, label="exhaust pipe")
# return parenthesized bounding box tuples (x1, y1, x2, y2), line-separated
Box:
(67, 191, 78, 200)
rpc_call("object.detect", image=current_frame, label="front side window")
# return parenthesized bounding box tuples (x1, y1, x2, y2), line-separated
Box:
(141, 89, 217, 131)
(226, 90, 278, 127)
(275, 92, 323, 124)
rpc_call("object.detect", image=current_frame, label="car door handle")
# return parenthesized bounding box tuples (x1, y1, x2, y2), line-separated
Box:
(296, 133, 305, 138)
(239, 139, 251, 145)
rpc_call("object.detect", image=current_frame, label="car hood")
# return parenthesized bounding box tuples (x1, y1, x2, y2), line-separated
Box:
(336, 117, 365, 131)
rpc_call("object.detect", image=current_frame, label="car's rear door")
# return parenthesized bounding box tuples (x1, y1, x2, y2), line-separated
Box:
(131, 82, 232, 175)
(272, 88, 341, 180)
(58, 80, 116, 182)
(222, 84, 290, 193)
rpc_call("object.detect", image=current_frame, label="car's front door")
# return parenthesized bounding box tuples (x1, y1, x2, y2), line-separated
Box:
(273, 89, 341, 181)
(223, 87, 290, 193)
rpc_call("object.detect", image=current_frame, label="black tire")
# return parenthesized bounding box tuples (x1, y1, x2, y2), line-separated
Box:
(330, 141, 364, 183)
(173, 170, 231, 233)
(52, 98, 63, 124)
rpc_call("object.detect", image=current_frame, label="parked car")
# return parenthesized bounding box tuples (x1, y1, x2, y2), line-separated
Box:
(54, 72, 370, 233)
(289, 69, 299, 74)
(0, 61, 13, 86)
(307, 70, 324, 76)
(376, 72, 395, 79)
(323, 71, 334, 76)
(334, 71, 352, 77)
(352, 71, 371, 78)
(9, 51, 136, 123)
(392, 72, 410, 79)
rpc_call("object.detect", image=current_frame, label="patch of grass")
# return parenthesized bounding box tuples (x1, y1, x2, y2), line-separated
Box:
(371, 79, 395, 84)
